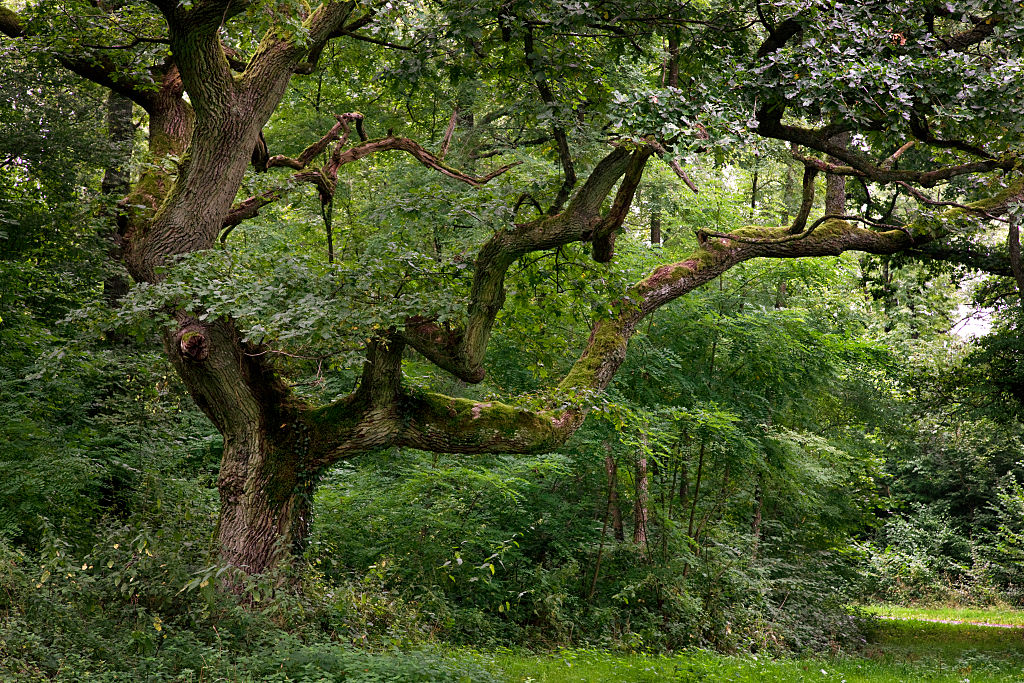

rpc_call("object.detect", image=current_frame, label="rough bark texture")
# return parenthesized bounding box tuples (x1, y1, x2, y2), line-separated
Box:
(1008, 216, 1024, 303)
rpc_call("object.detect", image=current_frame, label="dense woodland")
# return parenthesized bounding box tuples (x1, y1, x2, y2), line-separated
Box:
(3, 0, 1024, 680)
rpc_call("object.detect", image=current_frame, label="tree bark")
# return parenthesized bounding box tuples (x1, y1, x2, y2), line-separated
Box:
(780, 164, 796, 223)
(606, 449, 624, 542)
(825, 132, 851, 215)
(216, 432, 316, 572)
(825, 173, 846, 215)
(633, 445, 650, 555)
(1007, 213, 1024, 304)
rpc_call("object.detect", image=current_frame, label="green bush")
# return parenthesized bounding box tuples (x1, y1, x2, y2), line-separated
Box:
(860, 504, 979, 604)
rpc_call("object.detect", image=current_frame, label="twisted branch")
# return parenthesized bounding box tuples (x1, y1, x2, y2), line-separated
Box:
(223, 113, 519, 237)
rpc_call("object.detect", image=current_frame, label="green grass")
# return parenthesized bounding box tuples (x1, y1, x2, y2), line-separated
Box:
(491, 620, 1024, 682)
(863, 604, 1024, 627)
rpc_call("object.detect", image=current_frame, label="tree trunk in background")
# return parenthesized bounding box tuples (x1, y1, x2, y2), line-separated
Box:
(751, 482, 763, 559)
(750, 149, 759, 216)
(606, 450, 624, 542)
(650, 210, 662, 245)
(825, 172, 846, 215)
(678, 462, 688, 505)
(1007, 214, 1024, 305)
(826, 132, 851, 215)
(633, 448, 649, 554)
(780, 164, 796, 223)
(101, 91, 134, 304)
(775, 280, 788, 309)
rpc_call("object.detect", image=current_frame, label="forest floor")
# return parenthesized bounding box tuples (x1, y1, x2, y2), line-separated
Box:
(492, 608, 1024, 682)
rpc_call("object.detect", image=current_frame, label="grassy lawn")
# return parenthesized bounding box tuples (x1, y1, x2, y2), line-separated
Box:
(863, 604, 1024, 627)
(491, 618, 1024, 682)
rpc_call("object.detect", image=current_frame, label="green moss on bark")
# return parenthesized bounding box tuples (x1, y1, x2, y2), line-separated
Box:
(412, 392, 564, 451)
(558, 319, 629, 392)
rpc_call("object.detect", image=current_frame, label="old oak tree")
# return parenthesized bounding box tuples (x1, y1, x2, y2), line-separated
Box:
(3, 0, 1023, 574)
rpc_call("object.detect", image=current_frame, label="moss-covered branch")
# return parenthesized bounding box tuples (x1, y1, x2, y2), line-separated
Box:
(397, 393, 581, 455)
(560, 176, 1024, 396)
(259, 172, 1024, 470)
(402, 147, 639, 383)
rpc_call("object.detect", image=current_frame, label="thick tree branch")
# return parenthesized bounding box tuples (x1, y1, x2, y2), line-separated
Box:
(265, 113, 356, 171)
(400, 147, 637, 383)
(310, 180, 1024, 466)
(896, 181, 1007, 223)
(755, 16, 802, 59)
(790, 150, 861, 177)
(242, 0, 360, 90)
(395, 393, 576, 455)
(700, 213, 904, 246)
(591, 149, 652, 262)
(221, 189, 283, 236)
(909, 112, 993, 160)
(788, 165, 818, 234)
(759, 115, 1014, 187)
(294, 8, 380, 74)
(881, 141, 915, 170)
(329, 136, 520, 187)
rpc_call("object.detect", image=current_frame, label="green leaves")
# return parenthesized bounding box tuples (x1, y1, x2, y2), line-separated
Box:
(748, 1, 1024, 155)
(117, 241, 473, 373)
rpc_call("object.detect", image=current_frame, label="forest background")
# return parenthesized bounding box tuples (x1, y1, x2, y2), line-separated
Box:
(3, 0, 1024, 680)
